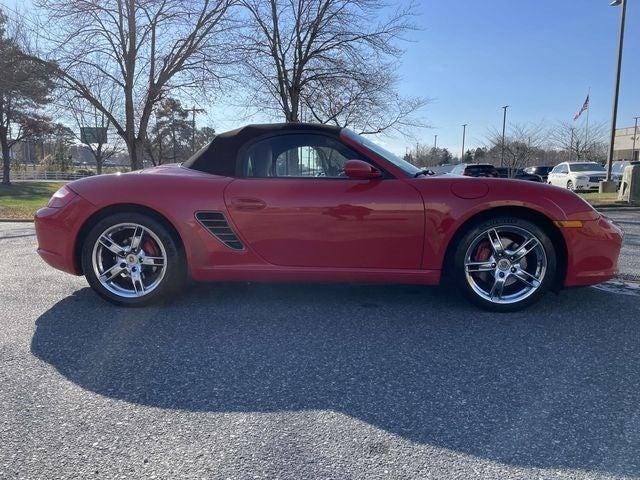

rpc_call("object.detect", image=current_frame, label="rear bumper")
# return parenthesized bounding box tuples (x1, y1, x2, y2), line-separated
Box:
(562, 215, 623, 287)
(34, 195, 97, 275)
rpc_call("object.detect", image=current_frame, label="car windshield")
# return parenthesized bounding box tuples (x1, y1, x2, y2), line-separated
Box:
(342, 129, 421, 176)
(570, 163, 605, 172)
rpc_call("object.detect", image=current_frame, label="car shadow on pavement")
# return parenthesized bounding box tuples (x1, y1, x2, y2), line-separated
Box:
(31, 283, 640, 476)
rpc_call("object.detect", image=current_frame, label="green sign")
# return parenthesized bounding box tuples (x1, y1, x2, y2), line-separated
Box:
(80, 127, 107, 144)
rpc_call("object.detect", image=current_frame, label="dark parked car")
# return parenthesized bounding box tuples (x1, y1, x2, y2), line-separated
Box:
(523, 165, 554, 182)
(496, 167, 543, 183)
(450, 163, 499, 177)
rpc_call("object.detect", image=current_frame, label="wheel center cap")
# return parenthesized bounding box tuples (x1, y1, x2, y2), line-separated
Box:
(126, 254, 138, 264)
(497, 258, 511, 271)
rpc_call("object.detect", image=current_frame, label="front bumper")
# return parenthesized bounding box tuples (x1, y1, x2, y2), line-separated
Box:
(574, 180, 605, 191)
(34, 195, 97, 275)
(562, 215, 623, 287)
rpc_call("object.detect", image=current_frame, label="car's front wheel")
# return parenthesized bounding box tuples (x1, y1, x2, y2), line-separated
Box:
(81, 212, 187, 306)
(452, 216, 557, 312)
(567, 180, 574, 191)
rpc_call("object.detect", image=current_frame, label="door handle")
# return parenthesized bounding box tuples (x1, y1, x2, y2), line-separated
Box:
(230, 197, 267, 211)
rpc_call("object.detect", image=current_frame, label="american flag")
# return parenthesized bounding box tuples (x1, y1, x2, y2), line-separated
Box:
(574, 94, 590, 121)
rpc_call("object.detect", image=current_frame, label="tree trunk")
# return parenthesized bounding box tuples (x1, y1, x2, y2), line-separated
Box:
(94, 144, 103, 175)
(1, 137, 11, 186)
(128, 138, 145, 171)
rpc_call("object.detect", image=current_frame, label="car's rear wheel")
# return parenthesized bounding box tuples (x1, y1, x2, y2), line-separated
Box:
(452, 216, 556, 312)
(81, 212, 186, 306)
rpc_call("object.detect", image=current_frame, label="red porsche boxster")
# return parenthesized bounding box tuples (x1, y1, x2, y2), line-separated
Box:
(34, 123, 623, 311)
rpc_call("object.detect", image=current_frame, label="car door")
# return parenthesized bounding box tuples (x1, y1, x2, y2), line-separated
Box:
(559, 164, 571, 186)
(223, 133, 425, 269)
(549, 164, 567, 186)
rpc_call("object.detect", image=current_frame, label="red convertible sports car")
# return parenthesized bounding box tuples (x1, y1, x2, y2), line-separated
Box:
(34, 123, 623, 311)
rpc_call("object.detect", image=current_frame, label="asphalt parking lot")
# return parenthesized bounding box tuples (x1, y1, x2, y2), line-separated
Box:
(1, 212, 640, 479)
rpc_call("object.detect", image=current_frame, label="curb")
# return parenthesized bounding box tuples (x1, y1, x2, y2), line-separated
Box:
(593, 278, 640, 297)
(592, 204, 640, 211)
(0, 218, 34, 223)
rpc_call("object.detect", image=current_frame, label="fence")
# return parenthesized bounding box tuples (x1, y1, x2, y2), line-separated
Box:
(10, 171, 92, 181)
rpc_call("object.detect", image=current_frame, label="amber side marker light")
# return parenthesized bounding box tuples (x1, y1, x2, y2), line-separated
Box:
(554, 220, 584, 228)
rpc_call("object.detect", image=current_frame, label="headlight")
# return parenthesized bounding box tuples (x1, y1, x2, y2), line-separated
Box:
(47, 185, 77, 208)
(575, 176, 588, 181)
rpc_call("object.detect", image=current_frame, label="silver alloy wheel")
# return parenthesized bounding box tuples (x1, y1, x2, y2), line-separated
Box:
(91, 223, 168, 298)
(464, 226, 547, 305)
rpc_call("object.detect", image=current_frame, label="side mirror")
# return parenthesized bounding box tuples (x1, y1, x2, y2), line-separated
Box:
(344, 159, 382, 180)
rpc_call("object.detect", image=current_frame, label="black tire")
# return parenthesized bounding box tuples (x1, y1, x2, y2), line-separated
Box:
(567, 180, 574, 191)
(451, 216, 557, 312)
(81, 212, 187, 307)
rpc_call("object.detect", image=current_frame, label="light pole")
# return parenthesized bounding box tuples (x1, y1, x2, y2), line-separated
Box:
(632, 116, 639, 160)
(171, 111, 177, 162)
(602, 0, 627, 192)
(500, 105, 509, 167)
(189, 106, 205, 155)
(461, 124, 467, 163)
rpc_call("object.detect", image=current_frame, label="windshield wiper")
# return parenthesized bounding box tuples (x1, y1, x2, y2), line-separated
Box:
(413, 168, 435, 178)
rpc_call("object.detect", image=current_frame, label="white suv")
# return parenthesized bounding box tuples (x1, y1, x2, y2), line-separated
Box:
(547, 162, 607, 192)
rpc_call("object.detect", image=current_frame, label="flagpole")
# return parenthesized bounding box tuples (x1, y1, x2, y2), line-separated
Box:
(585, 87, 591, 153)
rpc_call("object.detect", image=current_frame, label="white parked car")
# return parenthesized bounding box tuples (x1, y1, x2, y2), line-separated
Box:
(547, 162, 607, 192)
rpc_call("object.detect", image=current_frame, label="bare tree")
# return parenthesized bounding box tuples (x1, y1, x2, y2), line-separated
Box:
(485, 123, 548, 174)
(69, 99, 120, 175)
(406, 143, 453, 167)
(239, 0, 426, 135)
(550, 121, 608, 163)
(32, 0, 236, 170)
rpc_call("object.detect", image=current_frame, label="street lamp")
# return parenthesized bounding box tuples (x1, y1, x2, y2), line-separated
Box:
(601, 0, 627, 192)
(189, 106, 206, 154)
(500, 105, 509, 167)
(461, 124, 467, 162)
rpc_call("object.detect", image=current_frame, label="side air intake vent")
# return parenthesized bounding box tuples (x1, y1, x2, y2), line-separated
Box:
(195, 212, 244, 250)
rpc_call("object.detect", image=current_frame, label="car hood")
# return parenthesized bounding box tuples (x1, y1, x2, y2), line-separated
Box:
(571, 170, 606, 176)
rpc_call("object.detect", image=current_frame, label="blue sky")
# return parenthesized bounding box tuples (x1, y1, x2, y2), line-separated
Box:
(3, 0, 639, 155)
(393, 0, 640, 155)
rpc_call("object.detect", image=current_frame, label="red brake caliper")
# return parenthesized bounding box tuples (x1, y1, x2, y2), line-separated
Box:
(474, 241, 492, 274)
(142, 239, 160, 266)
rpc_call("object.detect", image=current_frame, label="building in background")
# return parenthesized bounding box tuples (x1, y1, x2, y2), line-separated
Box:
(613, 126, 639, 161)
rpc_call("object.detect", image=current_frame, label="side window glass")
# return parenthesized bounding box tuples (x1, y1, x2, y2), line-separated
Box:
(243, 134, 362, 178)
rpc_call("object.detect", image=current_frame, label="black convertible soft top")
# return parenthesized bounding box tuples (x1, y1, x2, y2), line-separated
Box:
(183, 122, 342, 176)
